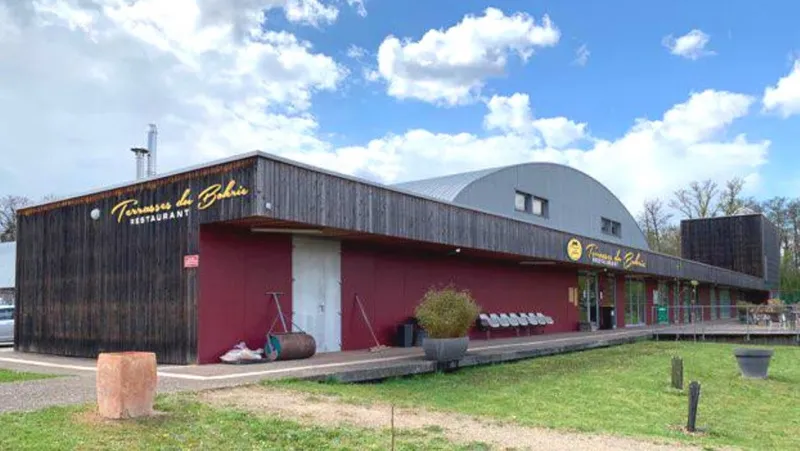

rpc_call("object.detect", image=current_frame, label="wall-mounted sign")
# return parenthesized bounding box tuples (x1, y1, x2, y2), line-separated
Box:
(565, 237, 647, 270)
(566, 238, 583, 261)
(184, 254, 199, 268)
(110, 180, 249, 226)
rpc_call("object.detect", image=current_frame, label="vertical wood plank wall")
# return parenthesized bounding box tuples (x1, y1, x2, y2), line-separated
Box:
(256, 157, 766, 290)
(15, 159, 257, 364)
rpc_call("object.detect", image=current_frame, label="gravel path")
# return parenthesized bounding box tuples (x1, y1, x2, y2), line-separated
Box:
(202, 386, 707, 451)
(0, 352, 283, 413)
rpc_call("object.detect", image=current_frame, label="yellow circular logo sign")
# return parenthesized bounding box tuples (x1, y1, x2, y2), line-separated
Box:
(566, 238, 583, 261)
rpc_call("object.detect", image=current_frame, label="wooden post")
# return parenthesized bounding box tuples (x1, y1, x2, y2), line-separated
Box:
(390, 403, 396, 451)
(687, 381, 701, 432)
(671, 356, 683, 390)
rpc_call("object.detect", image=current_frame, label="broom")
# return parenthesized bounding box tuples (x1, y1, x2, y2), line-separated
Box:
(355, 294, 389, 352)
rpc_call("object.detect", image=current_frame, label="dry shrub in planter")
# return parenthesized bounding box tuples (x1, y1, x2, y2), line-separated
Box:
(415, 286, 481, 339)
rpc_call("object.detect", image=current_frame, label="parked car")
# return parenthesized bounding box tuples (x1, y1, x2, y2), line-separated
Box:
(0, 305, 13, 343)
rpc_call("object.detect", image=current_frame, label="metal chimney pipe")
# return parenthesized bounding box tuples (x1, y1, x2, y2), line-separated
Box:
(146, 123, 158, 176)
(131, 147, 149, 180)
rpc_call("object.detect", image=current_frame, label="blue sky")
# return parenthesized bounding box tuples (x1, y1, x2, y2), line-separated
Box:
(288, 0, 800, 199)
(2, 0, 800, 215)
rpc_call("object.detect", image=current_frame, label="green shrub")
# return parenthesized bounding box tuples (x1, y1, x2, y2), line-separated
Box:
(414, 285, 481, 339)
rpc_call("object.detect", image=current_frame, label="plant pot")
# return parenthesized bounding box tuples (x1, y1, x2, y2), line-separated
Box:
(422, 336, 469, 362)
(733, 348, 774, 379)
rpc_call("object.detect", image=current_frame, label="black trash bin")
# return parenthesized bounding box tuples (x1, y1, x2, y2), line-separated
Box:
(396, 323, 415, 347)
(600, 306, 614, 330)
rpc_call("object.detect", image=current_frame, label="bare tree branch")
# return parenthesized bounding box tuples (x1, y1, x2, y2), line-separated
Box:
(0, 195, 32, 242)
(638, 198, 674, 253)
(669, 179, 720, 219)
(718, 177, 746, 216)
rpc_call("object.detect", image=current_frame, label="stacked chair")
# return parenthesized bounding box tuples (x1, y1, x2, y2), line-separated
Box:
(476, 311, 555, 339)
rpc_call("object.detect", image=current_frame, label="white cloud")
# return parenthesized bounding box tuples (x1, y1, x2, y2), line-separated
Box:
(0, 2, 20, 41)
(311, 89, 767, 217)
(531, 117, 587, 149)
(0, 0, 345, 198)
(483, 93, 586, 148)
(376, 7, 560, 106)
(573, 44, 589, 66)
(484, 93, 533, 133)
(346, 44, 367, 60)
(284, 0, 338, 26)
(347, 0, 367, 18)
(0, 1, 772, 221)
(763, 59, 800, 117)
(663, 29, 714, 60)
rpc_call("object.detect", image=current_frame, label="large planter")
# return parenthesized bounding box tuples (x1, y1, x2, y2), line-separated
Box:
(422, 336, 469, 362)
(733, 348, 774, 379)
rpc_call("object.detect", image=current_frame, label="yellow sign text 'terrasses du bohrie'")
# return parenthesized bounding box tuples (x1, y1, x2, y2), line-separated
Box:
(110, 180, 249, 225)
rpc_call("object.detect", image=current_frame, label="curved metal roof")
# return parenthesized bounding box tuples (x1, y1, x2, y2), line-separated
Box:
(392, 166, 505, 202)
(394, 161, 649, 249)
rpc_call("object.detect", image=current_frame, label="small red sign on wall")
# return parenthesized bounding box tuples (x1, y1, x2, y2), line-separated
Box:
(184, 254, 199, 268)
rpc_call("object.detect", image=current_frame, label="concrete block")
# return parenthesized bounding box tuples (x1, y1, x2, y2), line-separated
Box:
(96, 352, 157, 419)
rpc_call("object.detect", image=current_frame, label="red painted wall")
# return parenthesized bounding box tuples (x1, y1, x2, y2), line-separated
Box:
(197, 226, 292, 364)
(645, 280, 657, 324)
(697, 285, 710, 321)
(340, 242, 578, 350)
(616, 277, 626, 328)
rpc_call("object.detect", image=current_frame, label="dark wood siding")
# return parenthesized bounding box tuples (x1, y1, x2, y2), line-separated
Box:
(15, 158, 257, 364)
(680, 215, 779, 290)
(257, 157, 765, 290)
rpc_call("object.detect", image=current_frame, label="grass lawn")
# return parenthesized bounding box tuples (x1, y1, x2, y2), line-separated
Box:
(0, 368, 54, 383)
(275, 341, 800, 450)
(0, 393, 484, 451)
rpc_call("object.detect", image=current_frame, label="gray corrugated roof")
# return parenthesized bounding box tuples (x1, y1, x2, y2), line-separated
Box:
(392, 166, 505, 201)
(0, 242, 15, 289)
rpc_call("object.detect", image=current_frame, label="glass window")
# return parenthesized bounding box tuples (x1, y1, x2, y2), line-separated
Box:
(625, 279, 645, 325)
(515, 191, 548, 217)
(0, 309, 12, 321)
(655, 281, 668, 305)
(532, 196, 547, 216)
(515, 191, 528, 212)
(719, 288, 731, 319)
(532, 197, 543, 215)
(602, 217, 621, 237)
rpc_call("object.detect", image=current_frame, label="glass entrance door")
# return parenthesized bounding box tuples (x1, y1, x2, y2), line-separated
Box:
(719, 288, 731, 319)
(625, 278, 646, 326)
(578, 272, 599, 329)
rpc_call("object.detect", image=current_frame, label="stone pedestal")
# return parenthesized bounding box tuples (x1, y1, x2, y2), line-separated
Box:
(96, 352, 157, 419)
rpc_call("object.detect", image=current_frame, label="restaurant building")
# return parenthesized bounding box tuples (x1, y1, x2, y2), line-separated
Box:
(14, 152, 775, 364)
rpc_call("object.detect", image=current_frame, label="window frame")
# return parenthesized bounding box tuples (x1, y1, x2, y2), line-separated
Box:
(515, 190, 548, 217)
(601, 217, 622, 238)
(514, 191, 529, 212)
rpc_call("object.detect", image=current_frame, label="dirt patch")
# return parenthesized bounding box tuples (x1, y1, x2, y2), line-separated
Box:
(200, 386, 706, 451)
(74, 409, 170, 427)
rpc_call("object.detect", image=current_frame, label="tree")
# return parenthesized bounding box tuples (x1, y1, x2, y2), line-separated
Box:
(718, 177, 746, 216)
(638, 198, 674, 253)
(669, 179, 720, 219)
(659, 225, 682, 257)
(0, 195, 32, 242)
(761, 197, 790, 255)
